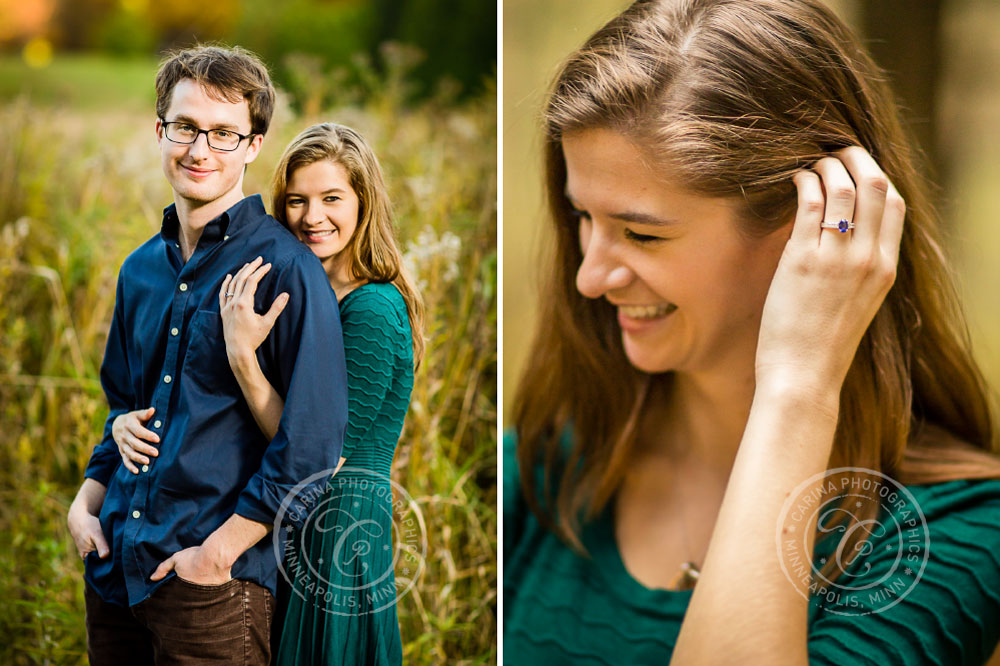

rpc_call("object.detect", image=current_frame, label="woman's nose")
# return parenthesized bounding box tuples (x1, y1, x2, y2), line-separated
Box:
(304, 203, 326, 224)
(575, 226, 633, 299)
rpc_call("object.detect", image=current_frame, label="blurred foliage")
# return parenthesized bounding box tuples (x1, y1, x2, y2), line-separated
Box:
(2, 0, 495, 103)
(0, 51, 496, 665)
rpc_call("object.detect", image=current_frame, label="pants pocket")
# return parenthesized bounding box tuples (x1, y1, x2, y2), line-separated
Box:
(145, 577, 246, 661)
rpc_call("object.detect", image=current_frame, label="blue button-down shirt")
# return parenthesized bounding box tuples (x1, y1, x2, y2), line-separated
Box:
(84, 195, 348, 607)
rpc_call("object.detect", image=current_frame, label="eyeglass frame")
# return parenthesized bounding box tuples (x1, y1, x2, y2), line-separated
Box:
(159, 119, 256, 152)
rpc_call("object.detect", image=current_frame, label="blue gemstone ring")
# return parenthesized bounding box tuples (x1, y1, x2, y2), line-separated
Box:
(820, 218, 855, 233)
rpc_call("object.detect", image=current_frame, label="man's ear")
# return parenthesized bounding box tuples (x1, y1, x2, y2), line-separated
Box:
(244, 133, 264, 165)
(154, 118, 163, 145)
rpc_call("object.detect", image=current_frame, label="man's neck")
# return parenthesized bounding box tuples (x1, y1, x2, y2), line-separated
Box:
(175, 189, 246, 263)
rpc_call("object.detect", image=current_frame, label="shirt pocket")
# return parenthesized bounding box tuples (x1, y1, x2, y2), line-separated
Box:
(182, 310, 239, 395)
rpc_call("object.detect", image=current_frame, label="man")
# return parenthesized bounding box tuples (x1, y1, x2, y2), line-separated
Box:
(66, 45, 347, 665)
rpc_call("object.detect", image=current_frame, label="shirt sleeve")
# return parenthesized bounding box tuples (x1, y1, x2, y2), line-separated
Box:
(807, 482, 1000, 666)
(339, 290, 407, 462)
(84, 270, 134, 486)
(234, 251, 349, 525)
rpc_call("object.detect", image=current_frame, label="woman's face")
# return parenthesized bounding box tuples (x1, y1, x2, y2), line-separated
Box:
(562, 128, 790, 376)
(284, 159, 360, 263)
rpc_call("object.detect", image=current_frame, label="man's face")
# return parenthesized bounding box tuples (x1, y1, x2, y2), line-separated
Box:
(156, 78, 263, 208)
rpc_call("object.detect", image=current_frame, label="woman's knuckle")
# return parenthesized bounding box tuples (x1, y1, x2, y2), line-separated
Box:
(856, 253, 878, 275)
(880, 262, 898, 286)
(831, 185, 855, 202)
(865, 175, 889, 195)
(803, 199, 825, 216)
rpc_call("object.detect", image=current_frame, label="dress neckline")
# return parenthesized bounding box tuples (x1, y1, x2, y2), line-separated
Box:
(585, 499, 694, 614)
(337, 281, 376, 305)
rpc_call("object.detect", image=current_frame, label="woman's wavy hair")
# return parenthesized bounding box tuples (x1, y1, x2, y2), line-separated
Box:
(513, 0, 1000, 584)
(271, 123, 424, 368)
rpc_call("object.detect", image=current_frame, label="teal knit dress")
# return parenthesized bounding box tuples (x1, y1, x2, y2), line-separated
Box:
(276, 282, 413, 666)
(504, 431, 1000, 665)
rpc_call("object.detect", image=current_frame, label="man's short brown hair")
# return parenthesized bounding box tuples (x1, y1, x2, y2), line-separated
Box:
(155, 45, 276, 136)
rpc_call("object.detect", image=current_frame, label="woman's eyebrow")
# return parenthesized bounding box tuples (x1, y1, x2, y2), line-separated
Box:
(286, 188, 348, 197)
(609, 211, 680, 226)
(565, 190, 680, 226)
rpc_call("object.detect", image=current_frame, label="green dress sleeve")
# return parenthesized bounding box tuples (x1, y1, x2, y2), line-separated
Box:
(806, 479, 1000, 666)
(340, 288, 409, 462)
(503, 429, 525, 568)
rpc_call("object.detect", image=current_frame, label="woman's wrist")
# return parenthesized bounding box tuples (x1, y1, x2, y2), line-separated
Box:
(753, 371, 841, 424)
(227, 346, 260, 377)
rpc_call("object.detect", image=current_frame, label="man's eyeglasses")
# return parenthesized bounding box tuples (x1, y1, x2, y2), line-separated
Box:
(160, 120, 254, 152)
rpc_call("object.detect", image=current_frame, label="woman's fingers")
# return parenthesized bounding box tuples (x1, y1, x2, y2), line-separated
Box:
(121, 435, 149, 463)
(128, 422, 160, 445)
(231, 257, 263, 301)
(879, 180, 906, 259)
(833, 146, 888, 249)
(219, 273, 233, 309)
(263, 292, 290, 329)
(789, 170, 825, 247)
(124, 429, 159, 457)
(127, 438, 150, 465)
(811, 156, 856, 248)
(119, 450, 139, 474)
(242, 263, 272, 300)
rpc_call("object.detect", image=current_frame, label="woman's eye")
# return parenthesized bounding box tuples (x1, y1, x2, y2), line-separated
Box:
(569, 207, 591, 221)
(324, 196, 340, 203)
(624, 228, 664, 244)
(287, 199, 303, 206)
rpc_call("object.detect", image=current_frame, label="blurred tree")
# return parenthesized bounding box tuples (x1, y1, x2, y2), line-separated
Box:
(147, 0, 238, 48)
(231, 0, 374, 102)
(10, 0, 496, 106)
(96, 7, 157, 56)
(49, 0, 116, 50)
(0, 0, 57, 44)
(860, 0, 945, 186)
(378, 0, 497, 98)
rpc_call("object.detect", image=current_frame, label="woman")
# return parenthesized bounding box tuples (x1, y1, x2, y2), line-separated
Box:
(114, 123, 423, 665)
(505, 1, 1000, 664)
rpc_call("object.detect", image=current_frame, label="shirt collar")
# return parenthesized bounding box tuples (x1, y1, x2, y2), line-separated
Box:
(159, 194, 267, 246)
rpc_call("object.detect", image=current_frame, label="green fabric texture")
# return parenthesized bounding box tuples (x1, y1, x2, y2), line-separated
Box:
(503, 430, 1000, 665)
(276, 282, 413, 666)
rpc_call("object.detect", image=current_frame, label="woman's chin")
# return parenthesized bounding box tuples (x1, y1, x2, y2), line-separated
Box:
(623, 349, 675, 375)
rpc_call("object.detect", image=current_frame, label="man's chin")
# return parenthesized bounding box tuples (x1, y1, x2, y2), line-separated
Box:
(171, 180, 236, 207)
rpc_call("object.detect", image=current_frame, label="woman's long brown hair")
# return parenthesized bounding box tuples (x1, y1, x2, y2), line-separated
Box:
(512, 0, 1000, 584)
(271, 123, 425, 368)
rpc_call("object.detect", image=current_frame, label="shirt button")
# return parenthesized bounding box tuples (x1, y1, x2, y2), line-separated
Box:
(224, 235, 230, 241)
(171, 327, 179, 336)
(163, 375, 172, 384)
(153, 420, 162, 428)
(132, 510, 141, 519)
(141, 464, 149, 473)
(179, 283, 188, 292)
